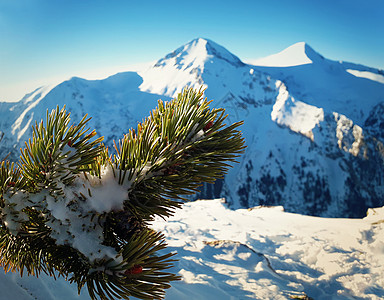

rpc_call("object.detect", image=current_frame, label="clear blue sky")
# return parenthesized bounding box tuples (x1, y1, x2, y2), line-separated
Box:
(1, 0, 383, 101)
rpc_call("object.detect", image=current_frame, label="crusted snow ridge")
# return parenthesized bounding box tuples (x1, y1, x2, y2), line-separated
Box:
(272, 80, 324, 141)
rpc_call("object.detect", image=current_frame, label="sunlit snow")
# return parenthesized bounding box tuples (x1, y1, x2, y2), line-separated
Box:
(1, 199, 383, 299)
(346, 69, 384, 84)
(11, 84, 56, 141)
(271, 81, 324, 141)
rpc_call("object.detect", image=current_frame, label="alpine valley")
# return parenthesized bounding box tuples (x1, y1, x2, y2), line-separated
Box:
(1, 38, 384, 218)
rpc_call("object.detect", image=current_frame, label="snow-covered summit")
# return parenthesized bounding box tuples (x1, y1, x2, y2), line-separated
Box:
(249, 42, 324, 67)
(154, 38, 244, 69)
(139, 38, 245, 97)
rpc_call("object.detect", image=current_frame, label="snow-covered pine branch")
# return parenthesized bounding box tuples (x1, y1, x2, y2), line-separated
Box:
(0, 87, 245, 300)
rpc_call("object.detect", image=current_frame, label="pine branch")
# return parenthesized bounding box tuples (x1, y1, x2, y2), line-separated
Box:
(115, 88, 245, 219)
(0, 87, 245, 300)
(19, 106, 104, 193)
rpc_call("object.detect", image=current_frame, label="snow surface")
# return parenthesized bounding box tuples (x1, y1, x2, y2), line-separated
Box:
(1, 199, 383, 299)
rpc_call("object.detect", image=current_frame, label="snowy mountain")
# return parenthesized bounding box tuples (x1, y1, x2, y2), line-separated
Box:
(1, 199, 384, 299)
(249, 42, 384, 125)
(1, 38, 384, 217)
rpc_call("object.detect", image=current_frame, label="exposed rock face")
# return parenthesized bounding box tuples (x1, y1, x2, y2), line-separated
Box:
(364, 102, 384, 142)
(1, 38, 384, 217)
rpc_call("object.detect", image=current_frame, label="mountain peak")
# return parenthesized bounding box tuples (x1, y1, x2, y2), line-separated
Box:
(153, 38, 244, 69)
(203, 38, 245, 67)
(139, 37, 245, 99)
(250, 42, 324, 67)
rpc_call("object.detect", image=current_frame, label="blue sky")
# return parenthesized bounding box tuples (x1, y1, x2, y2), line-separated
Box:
(1, 0, 383, 101)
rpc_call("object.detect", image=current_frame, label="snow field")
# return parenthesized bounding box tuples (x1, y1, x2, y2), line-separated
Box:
(0, 199, 383, 299)
(151, 199, 384, 299)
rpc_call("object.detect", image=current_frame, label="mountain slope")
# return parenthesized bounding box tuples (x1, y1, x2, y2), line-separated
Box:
(1, 38, 384, 217)
(0, 72, 171, 160)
